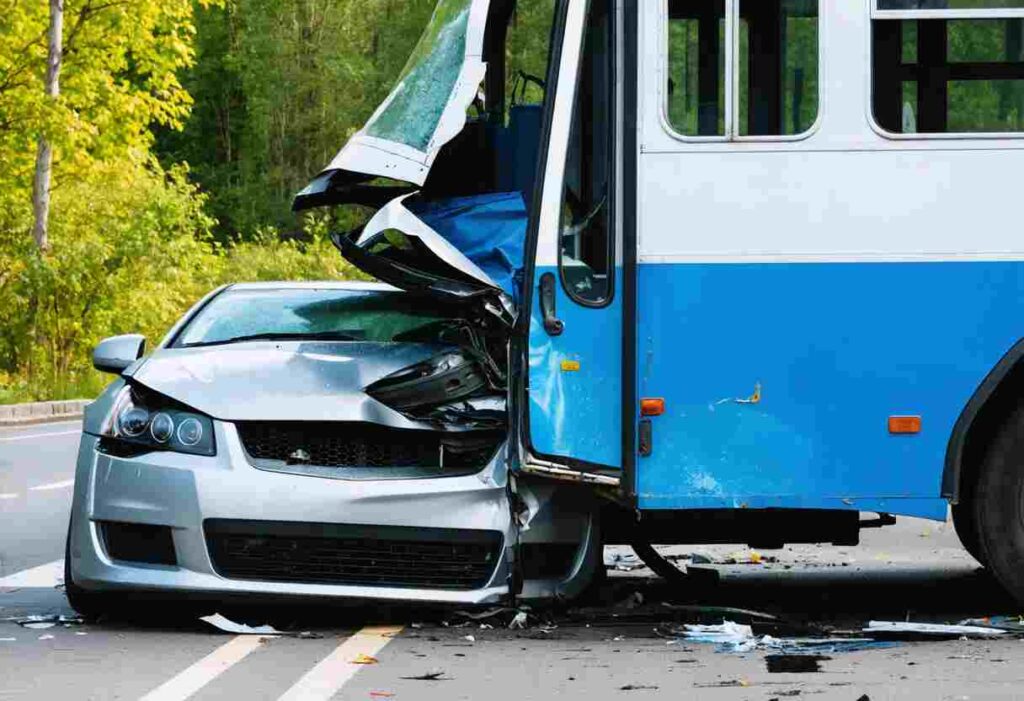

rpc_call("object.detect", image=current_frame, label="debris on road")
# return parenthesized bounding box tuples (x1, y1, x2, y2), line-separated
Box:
(399, 671, 449, 681)
(13, 614, 82, 630)
(864, 621, 1011, 640)
(765, 654, 830, 673)
(673, 621, 894, 654)
(605, 551, 645, 572)
(958, 616, 1024, 633)
(352, 654, 379, 665)
(619, 684, 659, 691)
(201, 613, 280, 636)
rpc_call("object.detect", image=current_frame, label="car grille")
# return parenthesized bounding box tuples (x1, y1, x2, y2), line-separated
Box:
(235, 422, 500, 470)
(205, 520, 503, 591)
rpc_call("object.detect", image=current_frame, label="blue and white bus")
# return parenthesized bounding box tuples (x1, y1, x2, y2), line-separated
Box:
(294, 0, 1024, 602)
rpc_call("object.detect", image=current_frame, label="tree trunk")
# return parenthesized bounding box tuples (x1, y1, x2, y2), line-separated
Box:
(32, 0, 64, 252)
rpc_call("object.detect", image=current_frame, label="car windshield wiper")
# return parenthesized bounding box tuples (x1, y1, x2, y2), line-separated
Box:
(181, 331, 362, 348)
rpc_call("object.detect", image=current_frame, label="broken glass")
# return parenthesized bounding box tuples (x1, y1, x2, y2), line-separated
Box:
(365, 0, 474, 151)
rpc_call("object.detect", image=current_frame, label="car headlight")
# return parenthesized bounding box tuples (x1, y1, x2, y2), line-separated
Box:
(101, 386, 216, 457)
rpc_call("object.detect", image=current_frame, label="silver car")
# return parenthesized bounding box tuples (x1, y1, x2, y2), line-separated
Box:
(66, 281, 600, 616)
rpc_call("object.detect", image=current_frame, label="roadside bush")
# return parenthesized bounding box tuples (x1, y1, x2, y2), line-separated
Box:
(0, 161, 364, 404)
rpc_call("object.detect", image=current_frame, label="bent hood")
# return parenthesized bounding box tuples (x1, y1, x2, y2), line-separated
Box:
(293, 0, 491, 210)
(126, 342, 458, 426)
(331, 192, 527, 324)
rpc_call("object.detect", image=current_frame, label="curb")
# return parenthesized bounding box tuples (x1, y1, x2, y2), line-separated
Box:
(0, 400, 89, 427)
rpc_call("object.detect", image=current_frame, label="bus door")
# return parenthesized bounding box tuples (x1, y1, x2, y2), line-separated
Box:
(521, 0, 625, 483)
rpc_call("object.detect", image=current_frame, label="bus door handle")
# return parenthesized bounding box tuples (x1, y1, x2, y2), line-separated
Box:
(539, 273, 564, 336)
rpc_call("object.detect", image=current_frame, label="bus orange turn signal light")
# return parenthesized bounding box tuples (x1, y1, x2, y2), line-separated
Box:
(888, 416, 921, 434)
(641, 398, 666, 417)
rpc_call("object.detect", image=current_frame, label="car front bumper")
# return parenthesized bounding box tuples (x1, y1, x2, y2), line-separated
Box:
(68, 422, 598, 605)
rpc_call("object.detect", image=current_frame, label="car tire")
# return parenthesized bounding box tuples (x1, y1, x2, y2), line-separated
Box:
(974, 404, 1024, 604)
(64, 521, 116, 620)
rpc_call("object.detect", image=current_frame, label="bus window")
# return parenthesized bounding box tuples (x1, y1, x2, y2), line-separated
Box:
(873, 16, 1024, 134)
(737, 0, 819, 136)
(559, 0, 613, 306)
(666, 0, 820, 138)
(667, 0, 726, 136)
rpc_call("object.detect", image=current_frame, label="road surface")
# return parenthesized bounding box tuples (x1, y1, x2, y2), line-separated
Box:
(3, 421, 1024, 700)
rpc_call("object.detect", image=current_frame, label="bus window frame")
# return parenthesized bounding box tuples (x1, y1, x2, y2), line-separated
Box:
(659, 0, 826, 144)
(868, 0, 1024, 140)
(556, 0, 619, 310)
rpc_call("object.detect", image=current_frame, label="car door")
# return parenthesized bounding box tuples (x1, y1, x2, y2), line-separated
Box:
(519, 0, 625, 483)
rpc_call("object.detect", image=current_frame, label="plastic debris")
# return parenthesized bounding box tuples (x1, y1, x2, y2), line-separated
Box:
(13, 614, 81, 629)
(959, 616, 1024, 633)
(681, 621, 753, 645)
(463, 634, 475, 643)
(678, 621, 893, 654)
(509, 611, 529, 630)
(352, 654, 379, 665)
(201, 613, 280, 636)
(864, 621, 1009, 640)
(38, 634, 55, 641)
(604, 551, 645, 572)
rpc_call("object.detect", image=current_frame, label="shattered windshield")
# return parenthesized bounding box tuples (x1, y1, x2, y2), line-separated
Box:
(174, 288, 458, 347)
(364, 0, 473, 151)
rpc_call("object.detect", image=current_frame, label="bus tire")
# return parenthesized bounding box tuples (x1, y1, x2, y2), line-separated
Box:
(974, 404, 1024, 604)
(951, 500, 987, 567)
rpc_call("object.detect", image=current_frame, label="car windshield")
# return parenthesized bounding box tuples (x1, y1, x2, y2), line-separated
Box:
(174, 288, 457, 348)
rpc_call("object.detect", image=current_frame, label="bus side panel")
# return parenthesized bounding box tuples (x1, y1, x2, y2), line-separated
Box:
(635, 259, 1024, 519)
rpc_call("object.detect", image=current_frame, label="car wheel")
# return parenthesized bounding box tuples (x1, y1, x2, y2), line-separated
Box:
(974, 405, 1024, 604)
(64, 522, 115, 620)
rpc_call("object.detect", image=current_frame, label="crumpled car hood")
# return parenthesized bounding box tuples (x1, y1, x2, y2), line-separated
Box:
(126, 342, 456, 425)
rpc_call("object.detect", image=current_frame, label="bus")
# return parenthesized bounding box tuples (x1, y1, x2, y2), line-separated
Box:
(292, 0, 1024, 603)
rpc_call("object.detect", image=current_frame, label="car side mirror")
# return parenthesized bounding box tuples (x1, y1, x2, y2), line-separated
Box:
(93, 334, 147, 375)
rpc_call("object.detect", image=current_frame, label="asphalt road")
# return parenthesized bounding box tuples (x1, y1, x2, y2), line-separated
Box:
(3, 421, 1024, 700)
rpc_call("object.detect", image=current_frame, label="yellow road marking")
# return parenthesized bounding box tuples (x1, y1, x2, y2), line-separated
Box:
(277, 626, 403, 701)
(139, 635, 268, 701)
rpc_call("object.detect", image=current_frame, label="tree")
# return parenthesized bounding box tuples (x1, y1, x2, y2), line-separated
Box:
(31, 0, 63, 252)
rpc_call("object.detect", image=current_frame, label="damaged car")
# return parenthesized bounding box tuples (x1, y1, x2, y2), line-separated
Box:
(67, 281, 600, 614)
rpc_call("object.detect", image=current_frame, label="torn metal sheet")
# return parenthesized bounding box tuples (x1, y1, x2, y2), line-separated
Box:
(294, 0, 491, 204)
(333, 193, 525, 326)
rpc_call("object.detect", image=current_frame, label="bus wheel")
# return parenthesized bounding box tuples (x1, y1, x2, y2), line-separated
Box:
(974, 405, 1024, 604)
(951, 500, 987, 567)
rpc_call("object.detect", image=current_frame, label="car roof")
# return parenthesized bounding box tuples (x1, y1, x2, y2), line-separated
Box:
(224, 280, 400, 293)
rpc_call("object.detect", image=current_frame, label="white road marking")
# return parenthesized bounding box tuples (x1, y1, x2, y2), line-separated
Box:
(28, 479, 74, 492)
(139, 635, 267, 701)
(0, 429, 80, 443)
(0, 559, 64, 589)
(0, 493, 18, 500)
(277, 626, 402, 701)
